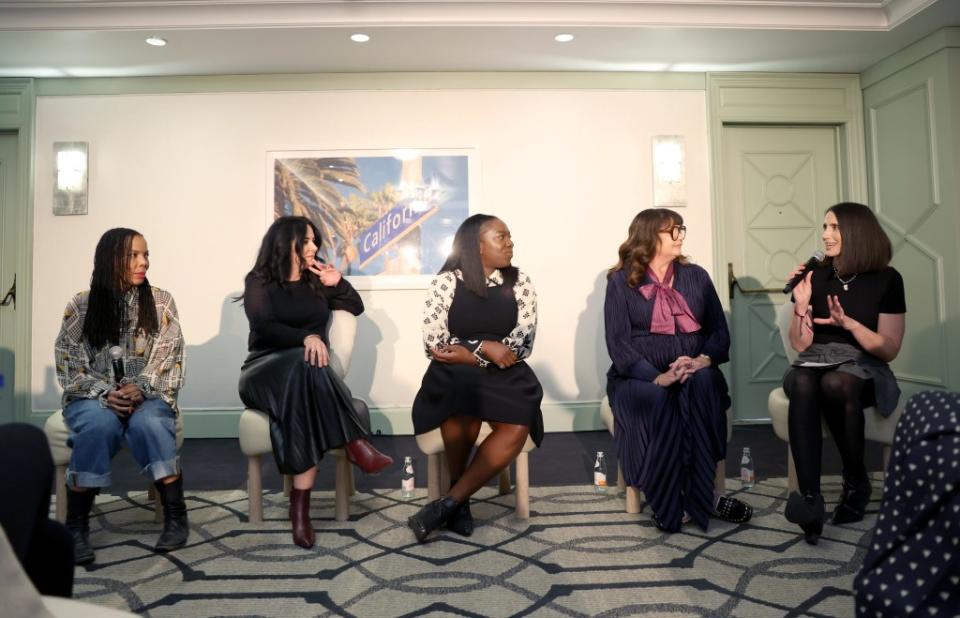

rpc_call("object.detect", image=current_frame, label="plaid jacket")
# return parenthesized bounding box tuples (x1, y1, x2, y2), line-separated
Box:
(54, 287, 185, 412)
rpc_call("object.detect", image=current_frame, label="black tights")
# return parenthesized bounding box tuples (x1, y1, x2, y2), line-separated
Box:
(783, 368, 875, 495)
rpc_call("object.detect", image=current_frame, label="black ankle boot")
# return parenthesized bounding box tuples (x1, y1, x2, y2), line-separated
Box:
(154, 477, 189, 553)
(785, 491, 825, 545)
(408, 496, 458, 543)
(65, 487, 98, 565)
(832, 477, 872, 524)
(446, 499, 474, 537)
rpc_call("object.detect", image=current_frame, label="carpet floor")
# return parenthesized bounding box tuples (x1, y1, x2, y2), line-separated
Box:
(65, 475, 880, 617)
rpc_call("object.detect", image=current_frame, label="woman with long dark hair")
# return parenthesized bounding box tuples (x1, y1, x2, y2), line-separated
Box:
(407, 214, 543, 542)
(605, 209, 752, 533)
(55, 228, 187, 565)
(238, 216, 393, 549)
(784, 202, 905, 544)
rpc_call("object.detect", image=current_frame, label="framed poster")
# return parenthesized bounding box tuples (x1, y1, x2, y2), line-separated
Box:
(268, 148, 476, 290)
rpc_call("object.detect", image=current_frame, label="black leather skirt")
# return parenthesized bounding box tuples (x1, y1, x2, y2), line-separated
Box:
(239, 348, 368, 475)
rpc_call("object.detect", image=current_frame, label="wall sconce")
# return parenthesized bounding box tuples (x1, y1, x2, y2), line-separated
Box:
(652, 135, 686, 207)
(53, 141, 88, 216)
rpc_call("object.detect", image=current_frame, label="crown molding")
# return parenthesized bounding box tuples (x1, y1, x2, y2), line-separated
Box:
(0, 0, 940, 32)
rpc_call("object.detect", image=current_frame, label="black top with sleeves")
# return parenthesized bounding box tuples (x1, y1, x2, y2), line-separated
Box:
(243, 273, 364, 351)
(806, 265, 906, 351)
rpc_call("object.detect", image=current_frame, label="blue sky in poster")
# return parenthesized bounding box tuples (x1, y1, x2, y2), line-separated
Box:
(341, 155, 469, 276)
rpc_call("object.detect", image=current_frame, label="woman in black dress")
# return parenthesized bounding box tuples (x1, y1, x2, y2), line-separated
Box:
(605, 208, 752, 532)
(784, 202, 906, 544)
(238, 216, 393, 549)
(407, 214, 543, 542)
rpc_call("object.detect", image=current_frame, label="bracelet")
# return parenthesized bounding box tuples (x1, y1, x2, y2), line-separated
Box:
(794, 311, 807, 319)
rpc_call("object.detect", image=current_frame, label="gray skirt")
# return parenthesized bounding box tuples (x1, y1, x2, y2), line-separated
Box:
(791, 342, 901, 416)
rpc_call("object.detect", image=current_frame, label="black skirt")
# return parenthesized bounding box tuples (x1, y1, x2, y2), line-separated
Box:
(238, 348, 367, 475)
(412, 360, 544, 446)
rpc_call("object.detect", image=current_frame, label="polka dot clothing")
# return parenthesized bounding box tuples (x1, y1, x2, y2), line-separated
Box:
(854, 390, 960, 617)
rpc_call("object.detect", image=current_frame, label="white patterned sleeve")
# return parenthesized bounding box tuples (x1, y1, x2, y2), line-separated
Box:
(422, 272, 457, 357)
(504, 271, 537, 360)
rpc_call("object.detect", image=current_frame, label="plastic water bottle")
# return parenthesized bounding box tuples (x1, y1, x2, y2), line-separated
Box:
(594, 451, 608, 494)
(401, 456, 415, 499)
(740, 447, 755, 488)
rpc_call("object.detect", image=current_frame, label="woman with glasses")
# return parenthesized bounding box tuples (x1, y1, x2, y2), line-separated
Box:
(604, 208, 752, 532)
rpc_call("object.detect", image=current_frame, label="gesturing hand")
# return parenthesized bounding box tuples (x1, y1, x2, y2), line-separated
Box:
(303, 334, 329, 367)
(430, 344, 477, 366)
(307, 260, 342, 287)
(481, 341, 517, 369)
(813, 294, 851, 329)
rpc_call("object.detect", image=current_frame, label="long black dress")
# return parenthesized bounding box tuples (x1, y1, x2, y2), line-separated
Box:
(413, 270, 544, 445)
(605, 262, 731, 532)
(238, 273, 369, 475)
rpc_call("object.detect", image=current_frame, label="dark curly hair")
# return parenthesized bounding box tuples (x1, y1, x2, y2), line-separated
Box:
(608, 208, 688, 287)
(83, 228, 158, 348)
(241, 216, 324, 298)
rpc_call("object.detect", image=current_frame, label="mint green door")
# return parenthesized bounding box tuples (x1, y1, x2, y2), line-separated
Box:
(0, 132, 18, 423)
(723, 126, 842, 421)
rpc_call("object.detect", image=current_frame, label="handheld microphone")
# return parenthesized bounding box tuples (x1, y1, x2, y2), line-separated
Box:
(109, 346, 125, 385)
(783, 250, 826, 294)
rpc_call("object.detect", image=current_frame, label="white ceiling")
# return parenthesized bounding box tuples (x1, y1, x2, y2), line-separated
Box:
(0, 0, 958, 77)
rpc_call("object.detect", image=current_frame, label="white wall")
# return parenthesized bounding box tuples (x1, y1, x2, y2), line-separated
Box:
(32, 88, 713, 433)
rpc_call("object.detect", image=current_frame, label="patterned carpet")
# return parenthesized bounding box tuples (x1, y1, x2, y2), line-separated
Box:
(65, 476, 880, 617)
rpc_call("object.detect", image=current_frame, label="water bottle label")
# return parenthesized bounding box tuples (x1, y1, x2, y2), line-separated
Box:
(402, 478, 414, 491)
(594, 472, 607, 486)
(740, 467, 755, 483)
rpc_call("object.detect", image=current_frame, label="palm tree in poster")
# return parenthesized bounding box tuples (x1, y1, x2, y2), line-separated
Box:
(274, 157, 367, 269)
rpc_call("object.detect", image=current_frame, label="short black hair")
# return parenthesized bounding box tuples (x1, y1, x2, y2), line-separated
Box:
(826, 202, 892, 275)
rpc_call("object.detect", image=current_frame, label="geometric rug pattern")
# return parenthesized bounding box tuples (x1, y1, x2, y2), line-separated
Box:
(66, 475, 881, 617)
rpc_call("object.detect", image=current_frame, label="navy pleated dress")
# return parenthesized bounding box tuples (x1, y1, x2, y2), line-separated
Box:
(605, 262, 731, 532)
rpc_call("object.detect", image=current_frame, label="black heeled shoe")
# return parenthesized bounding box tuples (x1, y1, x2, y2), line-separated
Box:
(785, 491, 825, 545)
(832, 477, 872, 525)
(407, 496, 458, 543)
(446, 499, 474, 537)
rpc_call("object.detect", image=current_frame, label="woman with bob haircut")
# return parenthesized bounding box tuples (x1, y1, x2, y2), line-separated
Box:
(605, 208, 752, 533)
(783, 202, 905, 544)
(55, 227, 187, 564)
(407, 214, 543, 542)
(238, 216, 393, 549)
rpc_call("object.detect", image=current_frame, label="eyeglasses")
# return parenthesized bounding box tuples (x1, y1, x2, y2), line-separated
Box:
(659, 225, 687, 241)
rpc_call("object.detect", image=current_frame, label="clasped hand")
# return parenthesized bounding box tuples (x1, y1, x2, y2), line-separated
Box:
(106, 383, 144, 417)
(657, 355, 709, 387)
(431, 340, 517, 369)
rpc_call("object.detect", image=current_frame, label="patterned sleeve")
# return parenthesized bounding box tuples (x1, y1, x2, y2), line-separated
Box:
(422, 272, 457, 357)
(54, 293, 113, 405)
(504, 271, 537, 360)
(133, 292, 185, 409)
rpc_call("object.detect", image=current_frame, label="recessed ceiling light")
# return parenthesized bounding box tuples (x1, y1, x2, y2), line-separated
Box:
(145, 36, 167, 47)
(350, 33, 370, 43)
(554, 33, 574, 43)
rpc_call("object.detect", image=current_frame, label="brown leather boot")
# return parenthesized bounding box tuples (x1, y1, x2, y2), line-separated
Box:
(289, 488, 315, 549)
(344, 439, 394, 475)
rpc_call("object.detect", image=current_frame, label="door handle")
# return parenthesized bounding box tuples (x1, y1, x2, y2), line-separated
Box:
(1, 274, 14, 309)
(727, 263, 781, 300)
